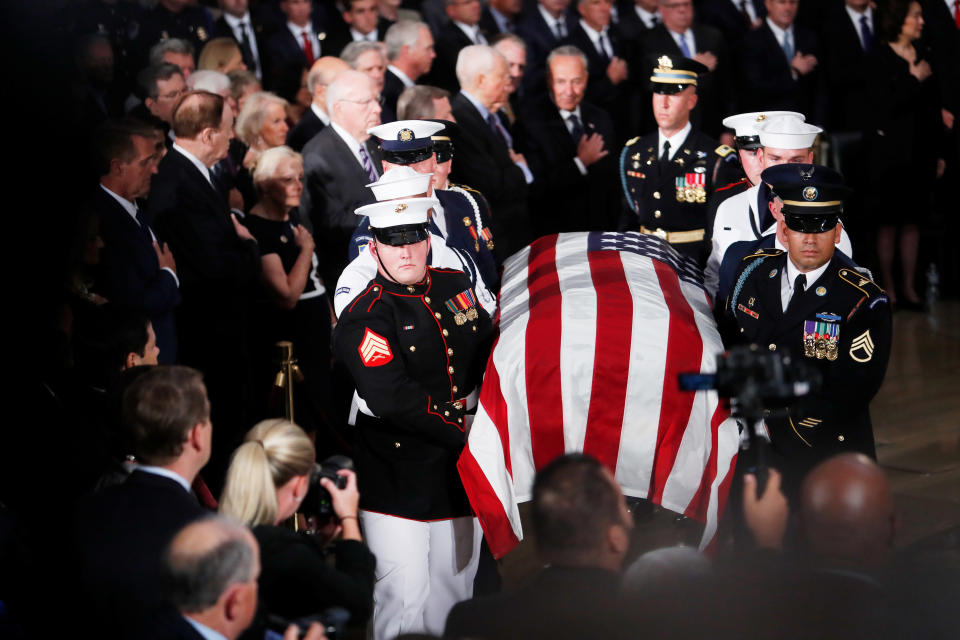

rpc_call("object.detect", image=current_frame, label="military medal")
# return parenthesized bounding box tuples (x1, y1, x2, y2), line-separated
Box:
(446, 288, 479, 326)
(803, 317, 841, 360)
(480, 227, 494, 250)
(467, 225, 480, 251)
(675, 176, 686, 202)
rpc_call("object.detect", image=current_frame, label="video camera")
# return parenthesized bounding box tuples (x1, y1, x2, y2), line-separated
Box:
(301, 455, 353, 521)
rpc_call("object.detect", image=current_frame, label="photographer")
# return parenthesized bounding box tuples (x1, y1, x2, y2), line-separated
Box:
(219, 420, 375, 627)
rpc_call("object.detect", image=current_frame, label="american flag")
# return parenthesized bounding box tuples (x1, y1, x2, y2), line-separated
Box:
(457, 232, 740, 559)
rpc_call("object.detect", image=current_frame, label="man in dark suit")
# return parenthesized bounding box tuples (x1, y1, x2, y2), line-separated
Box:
(148, 91, 261, 489)
(639, 0, 731, 137)
(444, 453, 632, 639)
(73, 366, 212, 638)
(696, 0, 765, 45)
(93, 119, 180, 363)
(213, 0, 269, 80)
(450, 45, 532, 259)
(287, 56, 350, 151)
(383, 20, 437, 116)
(616, 0, 661, 41)
(481, 0, 522, 35)
(301, 70, 384, 287)
(262, 0, 325, 93)
(563, 0, 636, 143)
(324, 0, 391, 57)
(132, 63, 187, 148)
(426, 0, 489, 91)
(821, 0, 875, 132)
(737, 0, 824, 123)
(516, 45, 619, 233)
(517, 0, 578, 97)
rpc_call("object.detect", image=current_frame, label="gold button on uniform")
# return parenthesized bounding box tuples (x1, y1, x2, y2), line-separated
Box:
(452, 385, 458, 393)
(409, 346, 416, 352)
(394, 442, 401, 448)
(407, 286, 415, 293)
(448, 366, 454, 373)
(768, 344, 777, 351)
(447, 348, 453, 355)
(435, 312, 442, 319)
(653, 191, 661, 199)
(443, 329, 449, 336)
(471, 326, 477, 332)
(838, 435, 845, 442)
(373, 286, 379, 291)
(654, 210, 661, 218)
(424, 296, 431, 304)
(444, 411, 450, 416)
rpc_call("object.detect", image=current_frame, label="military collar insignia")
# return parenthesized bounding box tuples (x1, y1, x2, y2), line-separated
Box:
(768, 269, 778, 278)
(816, 286, 827, 296)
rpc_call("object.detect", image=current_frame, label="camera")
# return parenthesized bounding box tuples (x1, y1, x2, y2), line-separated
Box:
(301, 455, 353, 520)
(678, 344, 821, 421)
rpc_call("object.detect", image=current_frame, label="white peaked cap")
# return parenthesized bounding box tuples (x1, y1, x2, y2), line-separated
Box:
(354, 196, 439, 228)
(366, 166, 433, 201)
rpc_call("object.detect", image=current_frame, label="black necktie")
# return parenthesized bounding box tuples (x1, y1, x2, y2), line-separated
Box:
(660, 140, 671, 163)
(238, 21, 256, 71)
(597, 33, 611, 61)
(134, 206, 154, 243)
(788, 273, 806, 312)
(567, 113, 583, 141)
(487, 112, 508, 147)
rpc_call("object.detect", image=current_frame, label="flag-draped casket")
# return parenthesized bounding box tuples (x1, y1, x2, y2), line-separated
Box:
(457, 232, 740, 558)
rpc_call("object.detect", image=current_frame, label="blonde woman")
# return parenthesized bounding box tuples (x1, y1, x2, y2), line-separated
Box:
(198, 37, 248, 74)
(220, 419, 375, 625)
(236, 91, 291, 169)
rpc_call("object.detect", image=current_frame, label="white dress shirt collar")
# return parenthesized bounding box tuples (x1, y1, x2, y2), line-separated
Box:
(351, 27, 377, 42)
(765, 17, 793, 47)
(538, 4, 567, 35)
(388, 64, 415, 88)
(658, 122, 692, 161)
(183, 617, 228, 640)
(844, 4, 873, 47)
(784, 254, 831, 309)
(100, 183, 138, 221)
(330, 121, 366, 168)
(668, 27, 695, 52)
(460, 89, 491, 120)
(172, 142, 214, 186)
(311, 101, 330, 126)
(578, 18, 610, 46)
(223, 11, 251, 35)
(635, 6, 659, 29)
(454, 20, 485, 44)
(135, 465, 192, 493)
(558, 105, 583, 126)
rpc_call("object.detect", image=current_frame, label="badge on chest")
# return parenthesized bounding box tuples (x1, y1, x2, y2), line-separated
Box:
(802, 313, 841, 361)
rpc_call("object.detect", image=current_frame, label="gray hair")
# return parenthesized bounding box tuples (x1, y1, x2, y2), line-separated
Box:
(138, 63, 184, 100)
(340, 41, 385, 69)
(252, 146, 303, 190)
(491, 32, 526, 52)
(149, 38, 195, 67)
(384, 20, 427, 61)
(456, 45, 504, 88)
(235, 91, 290, 146)
(188, 70, 231, 95)
(227, 69, 260, 101)
(325, 69, 371, 113)
(547, 45, 589, 74)
(397, 85, 450, 120)
(307, 62, 344, 95)
(163, 515, 255, 614)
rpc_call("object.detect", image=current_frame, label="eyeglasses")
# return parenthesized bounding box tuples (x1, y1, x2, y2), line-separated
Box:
(157, 88, 186, 101)
(340, 95, 381, 108)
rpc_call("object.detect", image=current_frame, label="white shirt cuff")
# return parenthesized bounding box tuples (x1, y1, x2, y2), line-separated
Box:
(516, 161, 534, 184)
(573, 157, 588, 176)
(161, 267, 180, 288)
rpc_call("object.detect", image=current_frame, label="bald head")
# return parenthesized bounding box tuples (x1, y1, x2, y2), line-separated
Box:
(307, 56, 350, 101)
(800, 454, 895, 568)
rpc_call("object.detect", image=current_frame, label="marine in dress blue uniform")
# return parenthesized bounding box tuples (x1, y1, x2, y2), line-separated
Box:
(619, 55, 737, 261)
(723, 165, 892, 496)
(333, 196, 493, 640)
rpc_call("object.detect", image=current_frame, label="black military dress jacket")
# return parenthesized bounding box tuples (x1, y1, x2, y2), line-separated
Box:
(334, 267, 494, 520)
(725, 249, 892, 486)
(619, 129, 735, 256)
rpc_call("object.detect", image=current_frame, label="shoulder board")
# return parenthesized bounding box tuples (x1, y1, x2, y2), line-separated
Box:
(346, 282, 384, 315)
(452, 183, 482, 195)
(837, 267, 886, 298)
(625, 136, 640, 147)
(744, 248, 784, 261)
(716, 178, 749, 193)
(715, 144, 735, 158)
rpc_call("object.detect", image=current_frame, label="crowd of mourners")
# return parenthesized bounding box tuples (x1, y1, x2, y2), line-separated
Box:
(2, 0, 958, 638)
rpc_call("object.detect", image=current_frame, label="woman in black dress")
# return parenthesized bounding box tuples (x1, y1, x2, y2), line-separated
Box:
(865, 0, 946, 309)
(244, 146, 333, 433)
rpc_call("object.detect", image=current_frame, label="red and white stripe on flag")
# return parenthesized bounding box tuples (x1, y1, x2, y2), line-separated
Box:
(458, 232, 740, 559)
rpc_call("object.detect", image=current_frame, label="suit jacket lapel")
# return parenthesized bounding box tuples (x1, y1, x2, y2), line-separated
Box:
(171, 149, 226, 214)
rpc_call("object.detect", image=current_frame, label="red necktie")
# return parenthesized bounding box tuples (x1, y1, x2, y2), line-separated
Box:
(954, 0, 960, 29)
(302, 30, 315, 65)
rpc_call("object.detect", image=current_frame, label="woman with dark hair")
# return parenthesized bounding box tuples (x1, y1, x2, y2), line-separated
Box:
(863, 0, 946, 310)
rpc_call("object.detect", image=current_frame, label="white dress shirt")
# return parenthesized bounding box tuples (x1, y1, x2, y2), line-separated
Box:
(388, 64, 415, 88)
(579, 19, 614, 58)
(454, 20, 487, 45)
(669, 27, 697, 56)
(223, 11, 262, 77)
(843, 4, 874, 50)
(310, 101, 331, 126)
(657, 122, 692, 161)
(781, 256, 830, 311)
(136, 465, 193, 492)
(635, 6, 660, 29)
(288, 21, 322, 58)
(538, 4, 568, 39)
(172, 143, 215, 187)
(330, 122, 372, 173)
(351, 27, 378, 42)
(559, 106, 589, 175)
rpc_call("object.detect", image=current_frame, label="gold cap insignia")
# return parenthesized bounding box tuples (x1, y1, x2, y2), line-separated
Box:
(196, 26, 208, 41)
(803, 186, 819, 201)
(657, 55, 673, 69)
(395, 203, 408, 213)
(756, 114, 767, 121)
(398, 128, 414, 142)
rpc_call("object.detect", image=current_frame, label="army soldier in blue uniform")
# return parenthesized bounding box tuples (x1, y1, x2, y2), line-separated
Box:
(619, 54, 737, 261)
(724, 164, 892, 497)
(333, 196, 494, 640)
